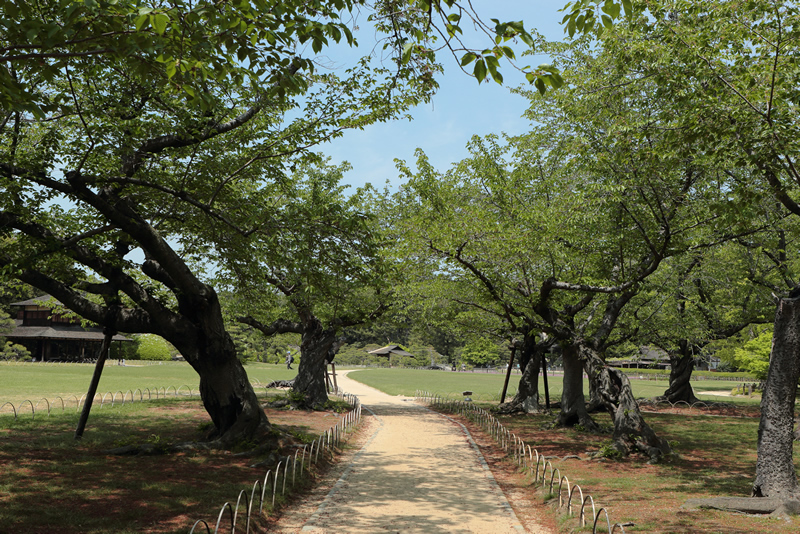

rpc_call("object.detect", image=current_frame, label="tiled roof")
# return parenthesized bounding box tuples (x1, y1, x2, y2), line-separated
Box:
(368, 344, 415, 357)
(7, 323, 131, 342)
(10, 295, 60, 307)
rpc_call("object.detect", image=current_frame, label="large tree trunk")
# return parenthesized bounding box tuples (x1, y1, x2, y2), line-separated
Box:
(195, 351, 270, 445)
(292, 316, 336, 408)
(582, 343, 672, 462)
(498, 335, 542, 414)
(753, 297, 800, 499)
(557, 344, 600, 431)
(660, 344, 700, 404)
(173, 291, 270, 445)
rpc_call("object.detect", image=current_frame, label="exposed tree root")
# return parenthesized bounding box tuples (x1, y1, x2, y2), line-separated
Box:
(266, 379, 295, 388)
(496, 396, 546, 415)
(681, 497, 800, 518)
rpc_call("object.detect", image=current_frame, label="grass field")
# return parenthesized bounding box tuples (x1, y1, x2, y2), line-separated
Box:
(0, 361, 299, 406)
(0, 363, 778, 533)
(0, 362, 758, 407)
(343, 367, 761, 405)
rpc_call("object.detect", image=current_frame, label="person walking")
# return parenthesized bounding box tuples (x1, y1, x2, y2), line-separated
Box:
(286, 351, 294, 370)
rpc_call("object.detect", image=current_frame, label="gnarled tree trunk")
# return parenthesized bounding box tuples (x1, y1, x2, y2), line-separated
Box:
(582, 343, 672, 462)
(753, 297, 800, 499)
(557, 344, 600, 431)
(499, 335, 543, 414)
(292, 316, 336, 408)
(660, 341, 699, 404)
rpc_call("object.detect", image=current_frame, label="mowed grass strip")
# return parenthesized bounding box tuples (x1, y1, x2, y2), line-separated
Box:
(0, 361, 300, 406)
(345, 367, 761, 405)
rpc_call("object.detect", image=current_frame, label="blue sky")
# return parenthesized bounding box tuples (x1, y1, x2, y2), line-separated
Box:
(315, 1, 568, 191)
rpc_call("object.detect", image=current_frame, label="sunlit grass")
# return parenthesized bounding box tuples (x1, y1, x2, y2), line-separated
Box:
(346, 368, 761, 405)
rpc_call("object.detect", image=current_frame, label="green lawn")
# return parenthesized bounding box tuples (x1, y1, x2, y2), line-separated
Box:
(0, 361, 299, 406)
(0, 362, 759, 411)
(343, 367, 761, 405)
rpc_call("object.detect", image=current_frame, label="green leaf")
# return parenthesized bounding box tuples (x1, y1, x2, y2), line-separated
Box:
(473, 59, 487, 83)
(151, 13, 169, 35)
(460, 52, 477, 67)
(622, 0, 633, 17)
(401, 42, 414, 65)
(134, 14, 149, 31)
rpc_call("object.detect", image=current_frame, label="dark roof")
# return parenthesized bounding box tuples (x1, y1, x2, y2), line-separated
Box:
(368, 344, 415, 358)
(8, 321, 131, 342)
(10, 295, 60, 307)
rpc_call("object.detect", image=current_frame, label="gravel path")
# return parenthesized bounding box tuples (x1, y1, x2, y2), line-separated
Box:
(272, 370, 551, 533)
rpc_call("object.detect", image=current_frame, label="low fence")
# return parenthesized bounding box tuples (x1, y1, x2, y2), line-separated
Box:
(0, 385, 198, 422)
(0, 377, 306, 424)
(0, 359, 186, 366)
(188, 391, 363, 534)
(637, 397, 758, 417)
(416, 390, 630, 534)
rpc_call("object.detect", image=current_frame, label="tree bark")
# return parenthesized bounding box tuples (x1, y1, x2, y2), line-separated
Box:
(171, 291, 270, 445)
(753, 297, 800, 499)
(582, 343, 672, 462)
(557, 344, 599, 431)
(498, 335, 543, 414)
(292, 316, 336, 408)
(660, 346, 700, 404)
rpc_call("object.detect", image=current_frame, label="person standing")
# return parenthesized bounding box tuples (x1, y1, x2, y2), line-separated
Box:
(286, 351, 294, 370)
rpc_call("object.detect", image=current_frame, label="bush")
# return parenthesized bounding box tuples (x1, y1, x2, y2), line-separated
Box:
(1, 341, 31, 361)
(135, 334, 173, 361)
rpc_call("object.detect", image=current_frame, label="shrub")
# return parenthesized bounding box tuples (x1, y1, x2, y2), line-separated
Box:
(1, 341, 31, 361)
(135, 334, 173, 361)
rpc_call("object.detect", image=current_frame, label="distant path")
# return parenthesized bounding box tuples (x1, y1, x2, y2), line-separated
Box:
(272, 370, 550, 533)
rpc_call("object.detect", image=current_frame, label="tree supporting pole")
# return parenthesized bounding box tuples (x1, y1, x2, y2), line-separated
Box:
(330, 362, 338, 392)
(324, 366, 331, 393)
(542, 353, 550, 410)
(75, 330, 113, 440)
(500, 347, 516, 404)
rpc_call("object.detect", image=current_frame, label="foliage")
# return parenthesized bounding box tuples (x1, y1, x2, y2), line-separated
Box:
(226, 321, 300, 364)
(460, 336, 502, 367)
(0, 307, 12, 335)
(1, 340, 30, 361)
(710, 325, 773, 380)
(1, 0, 540, 435)
(731, 329, 773, 380)
(134, 334, 174, 361)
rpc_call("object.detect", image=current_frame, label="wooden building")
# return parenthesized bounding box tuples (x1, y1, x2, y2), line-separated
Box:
(368, 345, 416, 359)
(6, 296, 131, 362)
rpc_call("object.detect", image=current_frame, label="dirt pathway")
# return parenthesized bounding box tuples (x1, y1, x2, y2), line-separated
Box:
(271, 370, 551, 533)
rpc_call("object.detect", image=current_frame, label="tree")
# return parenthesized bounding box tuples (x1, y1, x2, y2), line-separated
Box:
(732, 329, 772, 380)
(632, 238, 781, 404)
(461, 336, 502, 367)
(0, 0, 543, 443)
(220, 160, 390, 407)
(578, 0, 800, 501)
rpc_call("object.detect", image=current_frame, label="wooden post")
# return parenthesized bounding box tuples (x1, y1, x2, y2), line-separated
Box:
(324, 366, 332, 393)
(75, 330, 113, 440)
(330, 363, 338, 392)
(500, 346, 516, 404)
(542, 352, 550, 410)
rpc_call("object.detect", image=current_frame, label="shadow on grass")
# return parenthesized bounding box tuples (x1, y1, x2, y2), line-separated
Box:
(466, 405, 800, 533)
(0, 397, 331, 534)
